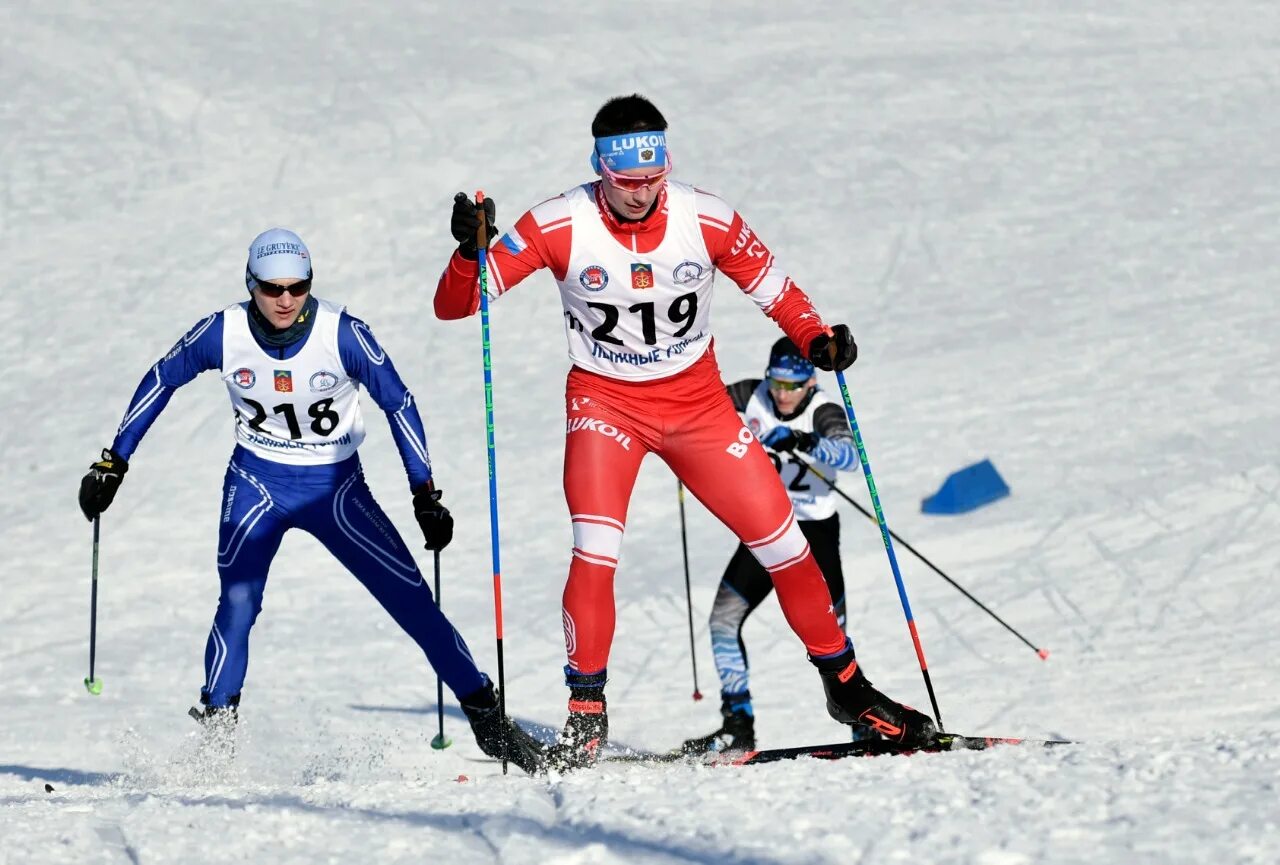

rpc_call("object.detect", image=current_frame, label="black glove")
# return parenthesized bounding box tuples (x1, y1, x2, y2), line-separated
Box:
(412, 482, 454, 552)
(79, 448, 128, 521)
(451, 192, 497, 260)
(761, 426, 818, 454)
(808, 325, 857, 372)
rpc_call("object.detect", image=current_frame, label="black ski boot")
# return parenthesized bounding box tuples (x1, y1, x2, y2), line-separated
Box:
(812, 647, 936, 747)
(189, 694, 240, 762)
(459, 680, 547, 776)
(546, 669, 608, 772)
(681, 692, 757, 754)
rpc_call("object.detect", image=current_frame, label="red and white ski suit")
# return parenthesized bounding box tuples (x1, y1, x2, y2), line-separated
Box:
(435, 180, 847, 672)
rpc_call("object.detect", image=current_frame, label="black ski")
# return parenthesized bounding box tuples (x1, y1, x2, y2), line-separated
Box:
(604, 733, 1072, 767)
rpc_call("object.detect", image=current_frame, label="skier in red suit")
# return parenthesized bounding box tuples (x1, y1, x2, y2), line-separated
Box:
(435, 94, 935, 768)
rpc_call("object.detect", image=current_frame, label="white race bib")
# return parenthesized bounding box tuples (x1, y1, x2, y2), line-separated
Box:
(555, 181, 716, 381)
(742, 382, 841, 520)
(220, 299, 365, 465)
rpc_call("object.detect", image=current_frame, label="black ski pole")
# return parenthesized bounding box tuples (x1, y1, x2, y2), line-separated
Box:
(430, 550, 453, 749)
(794, 455, 1048, 660)
(676, 481, 703, 701)
(84, 516, 103, 695)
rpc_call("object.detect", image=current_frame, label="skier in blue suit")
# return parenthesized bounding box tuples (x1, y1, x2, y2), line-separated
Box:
(78, 228, 544, 774)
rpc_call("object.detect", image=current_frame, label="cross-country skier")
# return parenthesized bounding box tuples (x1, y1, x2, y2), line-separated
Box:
(682, 337, 860, 754)
(78, 228, 544, 774)
(435, 94, 936, 769)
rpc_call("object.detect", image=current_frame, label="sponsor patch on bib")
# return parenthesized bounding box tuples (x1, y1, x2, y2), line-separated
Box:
(309, 370, 339, 392)
(579, 265, 609, 292)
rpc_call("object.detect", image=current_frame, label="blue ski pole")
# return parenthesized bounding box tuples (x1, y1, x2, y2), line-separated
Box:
(475, 191, 509, 774)
(831, 366, 944, 732)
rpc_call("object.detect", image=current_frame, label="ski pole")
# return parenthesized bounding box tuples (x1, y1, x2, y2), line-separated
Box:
(793, 455, 1048, 660)
(831, 366, 944, 732)
(676, 481, 703, 701)
(429, 550, 453, 750)
(84, 516, 103, 695)
(475, 191, 509, 774)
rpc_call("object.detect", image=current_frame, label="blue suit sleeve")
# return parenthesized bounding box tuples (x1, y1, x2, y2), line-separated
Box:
(111, 312, 224, 461)
(338, 312, 433, 490)
(810, 403, 857, 470)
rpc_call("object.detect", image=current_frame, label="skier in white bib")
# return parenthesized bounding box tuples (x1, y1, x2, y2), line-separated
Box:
(683, 337, 861, 753)
(77, 228, 544, 774)
(436, 95, 935, 768)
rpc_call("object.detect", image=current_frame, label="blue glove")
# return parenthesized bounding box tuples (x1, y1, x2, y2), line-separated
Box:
(761, 427, 817, 454)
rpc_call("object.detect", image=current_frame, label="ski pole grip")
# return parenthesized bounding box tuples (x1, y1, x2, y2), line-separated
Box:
(475, 190, 488, 252)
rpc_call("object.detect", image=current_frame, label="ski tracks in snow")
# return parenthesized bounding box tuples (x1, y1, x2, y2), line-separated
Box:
(92, 820, 141, 865)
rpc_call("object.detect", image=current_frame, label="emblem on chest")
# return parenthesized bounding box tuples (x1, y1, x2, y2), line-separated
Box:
(579, 265, 609, 292)
(630, 263, 653, 290)
(673, 260, 705, 285)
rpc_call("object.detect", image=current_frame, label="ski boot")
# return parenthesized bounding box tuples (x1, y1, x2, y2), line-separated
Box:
(545, 669, 608, 772)
(812, 645, 936, 747)
(459, 679, 547, 776)
(188, 693, 240, 762)
(681, 691, 757, 754)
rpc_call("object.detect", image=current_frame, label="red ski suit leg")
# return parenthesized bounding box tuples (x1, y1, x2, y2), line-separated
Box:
(656, 376, 846, 660)
(561, 388, 651, 674)
(560, 349, 846, 675)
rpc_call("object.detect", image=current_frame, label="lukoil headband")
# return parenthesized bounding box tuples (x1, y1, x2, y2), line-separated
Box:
(590, 131, 668, 173)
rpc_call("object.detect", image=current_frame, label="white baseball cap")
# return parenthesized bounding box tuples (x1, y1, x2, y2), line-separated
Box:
(246, 228, 312, 282)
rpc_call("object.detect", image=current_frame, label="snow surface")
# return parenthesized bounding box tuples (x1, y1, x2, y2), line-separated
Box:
(3, 0, 1280, 862)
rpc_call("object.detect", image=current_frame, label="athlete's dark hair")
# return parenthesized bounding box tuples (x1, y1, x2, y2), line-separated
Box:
(591, 94, 668, 137)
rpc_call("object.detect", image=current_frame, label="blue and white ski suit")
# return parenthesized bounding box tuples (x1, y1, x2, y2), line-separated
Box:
(111, 299, 485, 707)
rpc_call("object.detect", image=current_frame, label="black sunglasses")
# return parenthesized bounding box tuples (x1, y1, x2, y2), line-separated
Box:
(250, 272, 312, 298)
